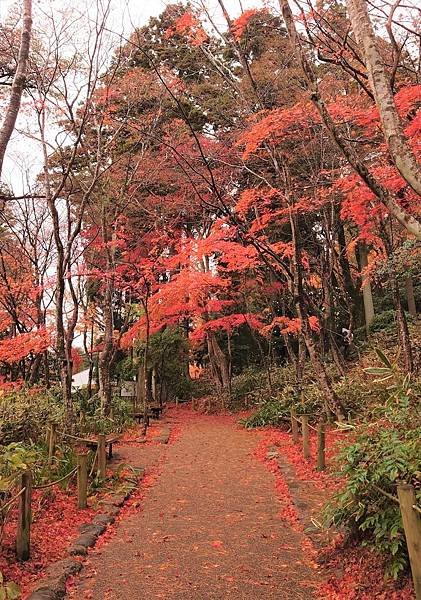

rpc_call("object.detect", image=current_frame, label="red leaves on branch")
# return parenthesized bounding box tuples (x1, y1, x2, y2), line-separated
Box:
(190, 313, 264, 342)
(0, 327, 51, 364)
(260, 316, 320, 337)
(231, 9, 263, 39)
(165, 11, 208, 46)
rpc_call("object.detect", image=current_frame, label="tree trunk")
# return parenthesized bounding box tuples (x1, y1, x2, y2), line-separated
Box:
(290, 214, 346, 420)
(99, 363, 112, 413)
(392, 277, 413, 373)
(405, 277, 417, 318)
(296, 335, 306, 385)
(152, 367, 157, 402)
(28, 353, 42, 385)
(207, 332, 231, 396)
(0, 0, 32, 177)
(359, 244, 375, 334)
(346, 0, 421, 197)
(99, 274, 114, 415)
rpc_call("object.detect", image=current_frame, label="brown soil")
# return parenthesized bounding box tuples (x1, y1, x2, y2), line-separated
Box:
(67, 408, 319, 599)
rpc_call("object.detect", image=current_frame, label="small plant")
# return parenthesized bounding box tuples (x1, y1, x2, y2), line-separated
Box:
(0, 572, 20, 600)
(0, 443, 37, 491)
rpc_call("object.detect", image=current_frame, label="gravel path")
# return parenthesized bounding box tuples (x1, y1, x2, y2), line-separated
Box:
(67, 409, 317, 599)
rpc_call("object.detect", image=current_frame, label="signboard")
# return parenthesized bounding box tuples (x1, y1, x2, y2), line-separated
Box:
(120, 381, 136, 397)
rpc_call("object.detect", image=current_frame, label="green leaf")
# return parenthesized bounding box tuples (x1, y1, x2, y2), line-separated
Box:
(375, 348, 392, 369)
(0, 588, 6, 600)
(6, 582, 20, 600)
(364, 367, 392, 375)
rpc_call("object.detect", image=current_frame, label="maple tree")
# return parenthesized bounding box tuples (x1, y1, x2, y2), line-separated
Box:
(0, 0, 418, 414)
(0, 1, 419, 598)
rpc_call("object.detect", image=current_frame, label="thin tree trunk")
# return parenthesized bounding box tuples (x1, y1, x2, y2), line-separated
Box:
(359, 244, 375, 334)
(0, 0, 32, 177)
(43, 351, 50, 388)
(207, 331, 231, 396)
(99, 274, 114, 415)
(28, 353, 42, 385)
(406, 277, 417, 318)
(392, 277, 413, 373)
(290, 214, 345, 420)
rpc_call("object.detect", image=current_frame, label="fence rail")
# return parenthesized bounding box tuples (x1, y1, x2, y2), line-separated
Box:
(0, 425, 117, 562)
(0, 486, 27, 514)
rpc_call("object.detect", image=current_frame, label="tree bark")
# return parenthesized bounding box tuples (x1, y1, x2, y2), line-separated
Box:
(405, 277, 417, 318)
(0, 0, 32, 178)
(290, 214, 346, 420)
(359, 244, 375, 334)
(207, 331, 231, 395)
(99, 271, 114, 415)
(346, 0, 421, 198)
(392, 277, 413, 373)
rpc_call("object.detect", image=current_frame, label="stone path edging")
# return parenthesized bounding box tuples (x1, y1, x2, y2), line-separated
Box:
(27, 468, 145, 600)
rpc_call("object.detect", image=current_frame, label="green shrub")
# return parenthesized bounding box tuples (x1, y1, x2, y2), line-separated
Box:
(0, 442, 37, 491)
(75, 394, 133, 435)
(230, 366, 267, 402)
(190, 375, 214, 399)
(325, 353, 421, 579)
(241, 397, 291, 428)
(0, 388, 64, 445)
(0, 572, 20, 600)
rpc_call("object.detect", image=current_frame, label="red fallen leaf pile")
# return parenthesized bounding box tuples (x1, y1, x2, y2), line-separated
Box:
(0, 486, 96, 599)
(252, 427, 414, 599)
(252, 429, 317, 569)
(317, 538, 414, 599)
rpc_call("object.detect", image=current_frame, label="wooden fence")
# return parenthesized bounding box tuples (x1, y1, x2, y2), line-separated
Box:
(0, 427, 116, 561)
(288, 410, 421, 599)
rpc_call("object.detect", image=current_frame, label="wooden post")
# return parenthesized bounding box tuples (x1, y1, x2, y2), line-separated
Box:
(16, 470, 32, 561)
(291, 407, 299, 444)
(98, 434, 106, 479)
(48, 423, 56, 467)
(317, 421, 326, 471)
(77, 452, 88, 509)
(397, 484, 421, 599)
(301, 415, 310, 459)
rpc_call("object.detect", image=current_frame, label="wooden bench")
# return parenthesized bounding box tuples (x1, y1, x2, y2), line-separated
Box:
(132, 413, 150, 427)
(132, 406, 163, 423)
(149, 406, 163, 419)
(84, 435, 119, 459)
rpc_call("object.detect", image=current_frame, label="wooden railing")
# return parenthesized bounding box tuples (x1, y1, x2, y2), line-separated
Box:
(288, 410, 421, 599)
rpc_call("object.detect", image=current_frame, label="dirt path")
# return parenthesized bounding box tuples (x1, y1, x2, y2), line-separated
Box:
(68, 409, 318, 599)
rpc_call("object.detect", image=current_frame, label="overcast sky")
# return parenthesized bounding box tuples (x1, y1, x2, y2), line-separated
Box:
(0, 0, 256, 192)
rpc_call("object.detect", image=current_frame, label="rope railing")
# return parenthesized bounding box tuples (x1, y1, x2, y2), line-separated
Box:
(287, 409, 421, 598)
(373, 483, 421, 517)
(373, 484, 400, 505)
(89, 448, 98, 478)
(33, 466, 78, 490)
(290, 414, 321, 429)
(0, 486, 27, 514)
(56, 430, 98, 444)
(0, 420, 123, 564)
